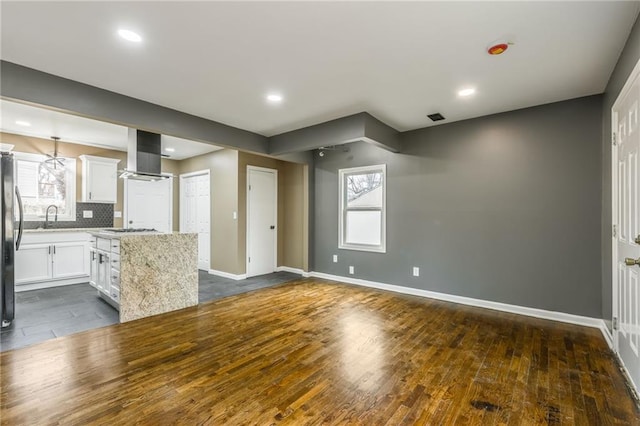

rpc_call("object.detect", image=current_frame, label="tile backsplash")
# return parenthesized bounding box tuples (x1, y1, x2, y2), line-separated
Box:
(23, 202, 114, 230)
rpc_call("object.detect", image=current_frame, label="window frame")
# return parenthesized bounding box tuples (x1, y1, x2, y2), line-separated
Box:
(338, 164, 387, 253)
(14, 151, 77, 222)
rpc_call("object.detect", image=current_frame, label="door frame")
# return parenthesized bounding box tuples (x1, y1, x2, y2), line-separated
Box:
(611, 57, 640, 357)
(123, 177, 173, 231)
(179, 170, 211, 270)
(246, 165, 278, 277)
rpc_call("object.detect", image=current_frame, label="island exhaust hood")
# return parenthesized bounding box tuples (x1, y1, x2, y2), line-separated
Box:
(119, 129, 173, 181)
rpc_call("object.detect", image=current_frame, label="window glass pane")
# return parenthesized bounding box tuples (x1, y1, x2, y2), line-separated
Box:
(345, 210, 381, 245)
(346, 172, 383, 208)
(16, 156, 72, 219)
(16, 160, 39, 197)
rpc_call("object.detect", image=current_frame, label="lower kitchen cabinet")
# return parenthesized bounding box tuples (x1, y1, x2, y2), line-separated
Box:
(52, 242, 89, 279)
(15, 232, 91, 288)
(14, 243, 52, 283)
(90, 236, 119, 306)
(89, 247, 98, 288)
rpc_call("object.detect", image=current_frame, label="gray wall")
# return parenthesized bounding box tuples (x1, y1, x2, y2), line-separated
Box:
(601, 14, 640, 329)
(314, 95, 603, 317)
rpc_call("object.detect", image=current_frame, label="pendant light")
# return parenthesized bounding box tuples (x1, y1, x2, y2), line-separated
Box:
(44, 136, 65, 169)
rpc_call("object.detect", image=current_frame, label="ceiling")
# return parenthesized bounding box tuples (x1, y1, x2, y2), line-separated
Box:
(0, 100, 222, 160)
(1, 2, 639, 137)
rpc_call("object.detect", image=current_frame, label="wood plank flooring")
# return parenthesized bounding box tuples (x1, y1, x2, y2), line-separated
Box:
(1, 278, 639, 425)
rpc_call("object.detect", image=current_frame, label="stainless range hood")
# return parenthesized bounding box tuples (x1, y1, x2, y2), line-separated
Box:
(119, 129, 173, 181)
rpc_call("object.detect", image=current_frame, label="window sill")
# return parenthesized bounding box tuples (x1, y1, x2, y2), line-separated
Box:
(339, 244, 386, 254)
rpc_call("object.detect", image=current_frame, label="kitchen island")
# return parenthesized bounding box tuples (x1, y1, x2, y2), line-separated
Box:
(89, 231, 198, 322)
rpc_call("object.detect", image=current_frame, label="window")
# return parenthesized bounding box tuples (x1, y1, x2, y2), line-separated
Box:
(15, 152, 76, 221)
(339, 164, 386, 252)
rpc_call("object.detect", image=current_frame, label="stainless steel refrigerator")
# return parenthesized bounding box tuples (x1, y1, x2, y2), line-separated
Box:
(1, 152, 24, 328)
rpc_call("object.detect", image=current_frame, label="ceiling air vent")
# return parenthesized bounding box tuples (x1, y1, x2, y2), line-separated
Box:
(427, 113, 445, 122)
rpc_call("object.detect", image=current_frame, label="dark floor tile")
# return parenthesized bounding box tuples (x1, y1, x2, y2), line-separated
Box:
(1, 330, 56, 351)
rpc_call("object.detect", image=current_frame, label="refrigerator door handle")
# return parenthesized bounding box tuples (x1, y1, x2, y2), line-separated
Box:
(15, 186, 23, 251)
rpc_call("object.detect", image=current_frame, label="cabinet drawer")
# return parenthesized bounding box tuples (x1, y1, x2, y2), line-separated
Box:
(97, 238, 111, 251)
(110, 269, 120, 290)
(111, 240, 120, 254)
(110, 253, 120, 270)
(109, 287, 120, 304)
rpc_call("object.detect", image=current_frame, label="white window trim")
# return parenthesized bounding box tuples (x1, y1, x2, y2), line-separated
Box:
(338, 163, 387, 253)
(14, 152, 77, 222)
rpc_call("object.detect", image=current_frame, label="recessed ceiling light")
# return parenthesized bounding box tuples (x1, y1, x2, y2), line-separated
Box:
(15, 120, 31, 127)
(458, 88, 476, 97)
(165, 147, 175, 152)
(266, 94, 283, 103)
(117, 29, 142, 43)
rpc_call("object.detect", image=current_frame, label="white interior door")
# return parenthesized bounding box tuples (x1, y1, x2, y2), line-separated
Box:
(613, 59, 640, 394)
(180, 173, 210, 270)
(125, 178, 172, 233)
(247, 167, 277, 277)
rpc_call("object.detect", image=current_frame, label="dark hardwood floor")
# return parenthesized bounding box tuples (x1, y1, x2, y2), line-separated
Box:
(1, 278, 638, 424)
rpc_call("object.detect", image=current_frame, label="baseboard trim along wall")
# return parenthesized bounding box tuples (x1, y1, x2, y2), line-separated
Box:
(16, 277, 90, 293)
(209, 269, 248, 281)
(275, 266, 310, 276)
(307, 271, 612, 346)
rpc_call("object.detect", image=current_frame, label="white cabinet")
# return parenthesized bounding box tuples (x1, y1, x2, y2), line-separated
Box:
(91, 236, 119, 307)
(15, 244, 51, 283)
(52, 242, 89, 279)
(89, 247, 98, 288)
(79, 155, 120, 203)
(96, 249, 111, 295)
(15, 232, 90, 287)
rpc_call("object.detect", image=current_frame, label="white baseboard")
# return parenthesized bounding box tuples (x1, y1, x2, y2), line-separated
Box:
(209, 269, 247, 281)
(16, 276, 89, 292)
(599, 323, 614, 350)
(309, 271, 608, 332)
(276, 266, 310, 277)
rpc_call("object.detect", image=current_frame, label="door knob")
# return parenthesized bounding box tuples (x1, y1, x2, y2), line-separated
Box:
(129, 220, 133, 224)
(624, 257, 640, 266)
(635, 235, 640, 245)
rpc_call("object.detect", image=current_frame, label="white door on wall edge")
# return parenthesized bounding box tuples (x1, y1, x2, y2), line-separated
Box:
(613, 57, 640, 394)
(125, 178, 172, 233)
(247, 167, 277, 277)
(180, 172, 210, 271)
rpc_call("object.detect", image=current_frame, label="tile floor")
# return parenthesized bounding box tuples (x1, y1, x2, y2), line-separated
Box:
(1, 270, 299, 352)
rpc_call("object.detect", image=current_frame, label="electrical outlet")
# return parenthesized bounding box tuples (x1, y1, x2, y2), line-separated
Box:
(349, 266, 354, 275)
(333, 255, 338, 263)
(412, 267, 420, 277)
(114, 211, 122, 218)
(82, 210, 93, 219)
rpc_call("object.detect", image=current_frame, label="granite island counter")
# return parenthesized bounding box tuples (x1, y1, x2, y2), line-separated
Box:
(89, 231, 198, 322)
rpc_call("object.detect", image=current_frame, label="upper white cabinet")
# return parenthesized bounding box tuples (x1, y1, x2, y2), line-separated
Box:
(79, 155, 120, 203)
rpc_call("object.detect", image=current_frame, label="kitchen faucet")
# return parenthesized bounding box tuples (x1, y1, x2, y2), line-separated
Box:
(45, 205, 58, 229)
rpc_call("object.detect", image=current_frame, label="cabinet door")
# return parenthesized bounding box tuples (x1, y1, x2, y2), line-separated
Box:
(15, 244, 52, 284)
(97, 251, 111, 295)
(89, 247, 98, 288)
(87, 161, 117, 203)
(52, 242, 89, 279)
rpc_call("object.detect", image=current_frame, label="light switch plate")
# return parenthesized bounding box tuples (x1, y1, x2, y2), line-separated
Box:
(82, 210, 93, 219)
(349, 266, 354, 275)
(114, 211, 122, 218)
(333, 255, 338, 263)
(412, 267, 420, 277)
(233, 211, 237, 220)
